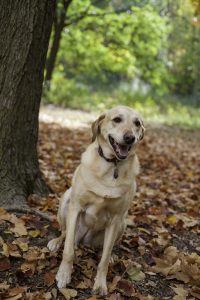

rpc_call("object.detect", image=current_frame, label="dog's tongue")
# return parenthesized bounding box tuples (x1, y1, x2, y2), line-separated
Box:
(117, 144, 129, 158)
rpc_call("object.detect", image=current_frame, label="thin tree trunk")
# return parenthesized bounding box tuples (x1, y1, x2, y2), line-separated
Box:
(192, 26, 200, 105)
(0, 0, 56, 207)
(45, 0, 73, 82)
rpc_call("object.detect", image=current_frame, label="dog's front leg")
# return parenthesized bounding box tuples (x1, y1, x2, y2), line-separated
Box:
(56, 202, 80, 288)
(93, 216, 120, 295)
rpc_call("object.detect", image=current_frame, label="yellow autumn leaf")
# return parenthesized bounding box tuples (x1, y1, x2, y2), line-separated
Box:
(167, 215, 177, 225)
(187, 171, 193, 177)
(18, 242, 29, 252)
(28, 230, 41, 238)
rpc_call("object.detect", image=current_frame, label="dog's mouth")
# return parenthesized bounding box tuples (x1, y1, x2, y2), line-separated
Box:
(109, 135, 132, 160)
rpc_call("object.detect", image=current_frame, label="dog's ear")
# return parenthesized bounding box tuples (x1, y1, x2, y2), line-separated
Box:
(139, 121, 145, 140)
(91, 114, 106, 142)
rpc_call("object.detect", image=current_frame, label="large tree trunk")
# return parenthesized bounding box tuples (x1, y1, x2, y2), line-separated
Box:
(45, 0, 72, 82)
(0, 0, 56, 207)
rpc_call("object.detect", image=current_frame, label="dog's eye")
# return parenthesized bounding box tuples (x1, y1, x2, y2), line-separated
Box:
(113, 117, 122, 123)
(134, 119, 141, 127)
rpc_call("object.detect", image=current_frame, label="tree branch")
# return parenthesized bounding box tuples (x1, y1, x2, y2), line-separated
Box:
(4, 206, 55, 222)
(65, 7, 133, 27)
(63, 0, 73, 11)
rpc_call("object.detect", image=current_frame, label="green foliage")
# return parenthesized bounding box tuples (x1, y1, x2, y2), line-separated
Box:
(55, 1, 169, 90)
(44, 0, 200, 127)
(167, 0, 200, 96)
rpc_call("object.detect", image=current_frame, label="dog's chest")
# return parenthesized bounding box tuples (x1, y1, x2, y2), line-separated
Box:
(80, 194, 124, 230)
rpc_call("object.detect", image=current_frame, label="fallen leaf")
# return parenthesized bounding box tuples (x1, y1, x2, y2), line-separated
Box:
(43, 271, 55, 287)
(151, 246, 200, 285)
(28, 230, 41, 238)
(126, 265, 145, 282)
(21, 261, 36, 275)
(189, 286, 200, 299)
(109, 293, 123, 300)
(117, 279, 135, 297)
(17, 242, 29, 252)
(8, 287, 25, 297)
(10, 215, 27, 237)
(51, 288, 57, 299)
(23, 247, 45, 261)
(43, 292, 52, 299)
(167, 215, 177, 225)
(0, 239, 9, 257)
(7, 243, 21, 258)
(172, 285, 188, 300)
(0, 257, 11, 271)
(76, 277, 92, 289)
(109, 276, 121, 293)
(5, 294, 23, 300)
(0, 282, 10, 290)
(59, 288, 77, 299)
(0, 208, 11, 221)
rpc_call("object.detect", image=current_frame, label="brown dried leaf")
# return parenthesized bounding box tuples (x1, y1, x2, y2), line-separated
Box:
(17, 241, 29, 252)
(117, 279, 135, 297)
(109, 276, 121, 293)
(8, 287, 25, 297)
(172, 285, 188, 300)
(76, 277, 92, 289)
(5, 295, 23, 300)
(0, 239, 9, 257)
(21, 261, 36, 275)
(0, 282, 10, 290)
(23, 247, 45, 261)
(0, 257, 11, 271)
(109, 293, 123, 300)
(59, 288, 77, 299)
(9, 215, 27, 237)
(43, 271, 55, 287)
(152, 246, 200, 285)
(189, 286, 200, 299)
(0, 208, 11, 221)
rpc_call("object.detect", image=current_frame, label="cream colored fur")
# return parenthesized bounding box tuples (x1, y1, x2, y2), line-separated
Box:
(47, 106, 145, 295)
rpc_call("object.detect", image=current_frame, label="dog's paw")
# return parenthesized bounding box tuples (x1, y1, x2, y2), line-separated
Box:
(92, 279, 108, 296)
(56, 263, 72, 289)
(47, 238, 62, 252)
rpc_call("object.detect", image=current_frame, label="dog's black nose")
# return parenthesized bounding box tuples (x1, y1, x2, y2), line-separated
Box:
(123, 132, 135, 144)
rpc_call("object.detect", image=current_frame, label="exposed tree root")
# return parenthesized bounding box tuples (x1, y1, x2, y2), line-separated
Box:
(4, 205, 56, 222)
(33, 174, 54, 196)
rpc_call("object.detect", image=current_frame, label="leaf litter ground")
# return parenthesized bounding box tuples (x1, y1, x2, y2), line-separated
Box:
(0, 107, 200, 300)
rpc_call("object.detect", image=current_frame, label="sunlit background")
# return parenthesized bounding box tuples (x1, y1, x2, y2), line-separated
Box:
(42, 0, 200, 127)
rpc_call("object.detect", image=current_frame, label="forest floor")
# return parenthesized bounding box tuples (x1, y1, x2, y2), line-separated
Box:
(0, 106, 200, 300)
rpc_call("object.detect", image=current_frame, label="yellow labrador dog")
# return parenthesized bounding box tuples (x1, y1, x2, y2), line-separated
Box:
(48, 106, 145, 295)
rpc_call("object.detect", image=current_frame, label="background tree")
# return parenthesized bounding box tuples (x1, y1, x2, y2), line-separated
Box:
(45, 0, 73, 82)
(43, 0, 199, 127)
(45, 0, 169, 107)
(0, 0, 55, 207)
(45, 0, 136, 83)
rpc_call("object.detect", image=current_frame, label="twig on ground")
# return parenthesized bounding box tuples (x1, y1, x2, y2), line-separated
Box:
(4, 206, 55, 222)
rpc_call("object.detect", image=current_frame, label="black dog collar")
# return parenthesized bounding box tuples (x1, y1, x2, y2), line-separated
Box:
(98, 146, 119, 179)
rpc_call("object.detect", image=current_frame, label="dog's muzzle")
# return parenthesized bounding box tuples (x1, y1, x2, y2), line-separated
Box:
(109, 134, 133, 160)
(123, 132, 135, 145)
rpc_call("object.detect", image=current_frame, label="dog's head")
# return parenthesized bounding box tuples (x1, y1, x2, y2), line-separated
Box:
(92, 106, 145, 160)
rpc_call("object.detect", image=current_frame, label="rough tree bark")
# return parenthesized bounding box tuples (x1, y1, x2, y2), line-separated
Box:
(45, 0, 73, 82)
(0, 0, 56, 207)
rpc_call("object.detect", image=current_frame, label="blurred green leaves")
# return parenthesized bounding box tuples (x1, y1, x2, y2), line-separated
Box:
(44, 0, 200, 127)
(56, 1, 169, 88)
